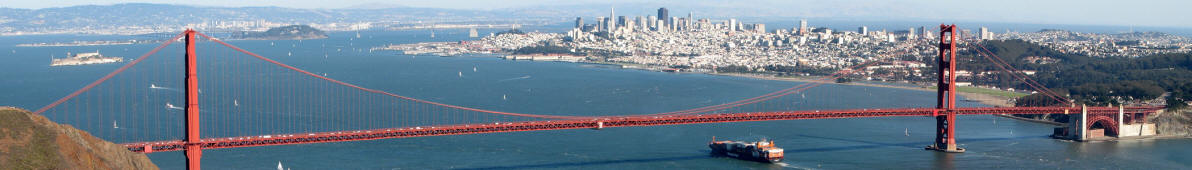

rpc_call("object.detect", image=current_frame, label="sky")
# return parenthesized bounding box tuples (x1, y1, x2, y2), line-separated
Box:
(1, 0, 1190, 28)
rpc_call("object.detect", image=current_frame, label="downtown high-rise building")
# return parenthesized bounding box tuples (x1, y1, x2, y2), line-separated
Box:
(859, 26, 868, 36)
(575, 17, 583, 29)
(908, 27, 917, 39)
(670, 17, 680, 31)
(637, 16, 646, 32)
(595, 17, 606, 31)
(798, 19, 808, 35)
(608, 7, 616, 31)
(623, 16, 634, 31)
(919, 26, 930, 38)
(687, 12, 693, 31)
(979, 27, 993, 40)
(648, 15, 658, 31)
(658, 8, 669, 29)
(728, 19, 738, 32)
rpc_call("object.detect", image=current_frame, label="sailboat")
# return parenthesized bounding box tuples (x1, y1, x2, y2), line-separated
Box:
(473, 66, 478, 72)
(356, 31, 362, 39)
(288, 51, 292, 56)
(233, 99, 240, 107)
(904, 128, 909, 136)
(502, 94, 507, 100)
(458, 71, 462, 77)
(430, 30, 436, 38)
(277, 161, 284, 170)
(113, 121, 119, 129)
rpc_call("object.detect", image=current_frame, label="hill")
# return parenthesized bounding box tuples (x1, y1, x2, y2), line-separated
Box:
(231, 25, 328, 40)
(0, 107, 158, 169)
(952, 40, 1191, 108)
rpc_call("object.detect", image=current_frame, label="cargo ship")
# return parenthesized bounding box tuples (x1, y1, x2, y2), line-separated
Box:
(708, 137, 784, 163)
(51, 51, 123, 66)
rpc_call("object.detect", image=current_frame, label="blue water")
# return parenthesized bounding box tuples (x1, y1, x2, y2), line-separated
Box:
(1, 28, 1190, 169)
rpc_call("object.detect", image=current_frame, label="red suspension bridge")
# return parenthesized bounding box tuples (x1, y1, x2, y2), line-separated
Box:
(31, 25, 1161, 169)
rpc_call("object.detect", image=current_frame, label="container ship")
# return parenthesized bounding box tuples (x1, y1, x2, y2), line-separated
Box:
(708, 137, 784, 163)
(51, 51, 123, 66)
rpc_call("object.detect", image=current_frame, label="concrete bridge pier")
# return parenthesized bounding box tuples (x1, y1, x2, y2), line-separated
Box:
(1053, 105, 1156, 141)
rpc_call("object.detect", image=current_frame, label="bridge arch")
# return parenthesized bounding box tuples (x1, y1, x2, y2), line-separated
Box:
(1086, 115, 1118, 138)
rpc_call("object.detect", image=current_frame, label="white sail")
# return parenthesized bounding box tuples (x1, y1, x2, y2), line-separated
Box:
(113, 121, 118, 129)
(277, 161, 283, 170)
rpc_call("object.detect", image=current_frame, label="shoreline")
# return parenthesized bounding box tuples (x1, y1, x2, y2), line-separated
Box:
(709, 72, 1017, 107)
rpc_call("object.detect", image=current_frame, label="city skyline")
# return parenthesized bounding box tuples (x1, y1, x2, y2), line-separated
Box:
(1, 0, 1190, 28)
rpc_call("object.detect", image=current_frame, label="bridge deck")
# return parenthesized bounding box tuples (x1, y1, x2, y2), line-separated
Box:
(123, 106, 1157, 153)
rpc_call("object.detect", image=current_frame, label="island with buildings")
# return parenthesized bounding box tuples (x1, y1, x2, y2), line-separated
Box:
(50, 51, 123, 66)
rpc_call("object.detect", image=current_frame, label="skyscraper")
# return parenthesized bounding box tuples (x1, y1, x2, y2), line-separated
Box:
(687, 12, 693, 31)
(979, 27, 992, 40)
(859, 26, 868, 36)
(575, 17, 583, 29)
(595, 17, 606, 31)
(671, 17, 680, 31)
(658, 8, 669, 29)
(609, 7, 616, 31)
(728, 19, 737, 32)
(637, 16, 646, 32)
(648, 15, 658, 31)
(798, 19, 808, 35)
(908, 27, 916, 39)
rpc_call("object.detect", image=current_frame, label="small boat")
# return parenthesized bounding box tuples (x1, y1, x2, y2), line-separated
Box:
(113, 121, 119, 129)
(288, 51, 292, 56)
(502, 94, 507, 100)
(458, 71, 463, 77)
(150, 84, 160, 89)
(234, 99, 240, 107)
(473, 66, 478, 72)
(905, 128, 909, 136)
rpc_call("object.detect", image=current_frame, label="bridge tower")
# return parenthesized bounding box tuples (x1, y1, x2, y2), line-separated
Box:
(183, 29, 204, 169)
(927, 24, 965, 153)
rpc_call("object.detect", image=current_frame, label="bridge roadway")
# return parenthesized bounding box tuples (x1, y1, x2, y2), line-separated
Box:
(124, 106, 1158, 153)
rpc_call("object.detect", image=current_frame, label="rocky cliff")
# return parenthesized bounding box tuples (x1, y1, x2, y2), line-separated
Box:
(1152, 109, 1192, 136)
(0, 107, 158, 169)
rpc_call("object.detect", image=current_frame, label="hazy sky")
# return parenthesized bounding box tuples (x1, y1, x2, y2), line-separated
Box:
(1, 0, 1189, 28)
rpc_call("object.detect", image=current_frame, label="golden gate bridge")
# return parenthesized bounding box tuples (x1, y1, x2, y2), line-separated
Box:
(30, 25, 1160, 169)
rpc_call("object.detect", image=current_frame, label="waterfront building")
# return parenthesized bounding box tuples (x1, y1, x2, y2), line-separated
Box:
(859, 26, 868, 36)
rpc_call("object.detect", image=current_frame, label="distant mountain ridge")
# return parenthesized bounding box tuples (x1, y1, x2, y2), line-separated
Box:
(0, 3, 550, 35)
